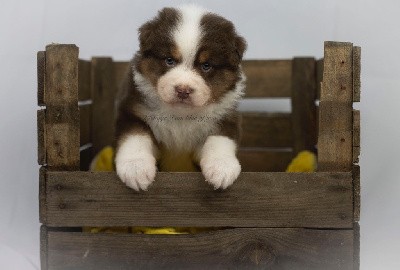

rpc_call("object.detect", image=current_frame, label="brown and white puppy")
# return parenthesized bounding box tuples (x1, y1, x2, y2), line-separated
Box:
(115, 5, 247, 191)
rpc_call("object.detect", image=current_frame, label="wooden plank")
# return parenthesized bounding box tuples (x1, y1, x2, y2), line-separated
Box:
(238, 148, 292, 172)
(41, 226, 48, 270)
(291, 58, 317, 154)
(353, 109, 360, 164)
(240, 112, 292, 147)
(44, 228, 354, 270)
(353, 165, 360, 222)
(78, 60, 92, 101)
(39, 167, 47, 224)
(114, 61, 130, 88)
(91, 58, 117, 155)
(79, 105, 91, 146)
(45, 44, 80, 170)
(80, 147, 94, 171)
(44, 171, 353, 228)
(37, 51, 46, 106)
(37, 109, 46, 165)
(242, 60, 292, 97)
(353, 46, 361, 102)
(318, 42, 353, 171)
(316, 58, 324, 99)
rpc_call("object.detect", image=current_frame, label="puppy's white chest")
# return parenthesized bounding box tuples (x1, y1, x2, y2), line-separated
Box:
(146, 114, 218, 151)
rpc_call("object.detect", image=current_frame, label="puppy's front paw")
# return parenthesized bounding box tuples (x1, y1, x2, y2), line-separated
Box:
(200, 156, 241, 189)
(116, 155, 157, 191)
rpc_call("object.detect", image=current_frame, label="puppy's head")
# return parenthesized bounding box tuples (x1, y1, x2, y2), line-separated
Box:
(134, 5, 246, 109)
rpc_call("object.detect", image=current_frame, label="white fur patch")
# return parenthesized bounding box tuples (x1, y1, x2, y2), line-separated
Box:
(199, 135, 241, 189)
(115, 134, 158, 191)
(133, 66, 246, 152)
(174, 5, 207, 66)
(157, 65, 211, 107)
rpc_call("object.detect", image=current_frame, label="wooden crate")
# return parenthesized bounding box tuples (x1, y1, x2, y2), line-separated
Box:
(37, 41, 361, 270)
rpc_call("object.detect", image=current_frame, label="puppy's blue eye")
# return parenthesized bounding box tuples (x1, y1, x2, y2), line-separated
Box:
(201, 62, 212, 72)
(165, 57, 176, 66)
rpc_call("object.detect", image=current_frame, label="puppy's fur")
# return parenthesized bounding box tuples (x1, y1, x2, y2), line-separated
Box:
(115, 5, 247, 190)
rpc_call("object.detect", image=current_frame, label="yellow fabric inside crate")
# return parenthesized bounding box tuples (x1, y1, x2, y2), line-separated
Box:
(86, 146, 316, 234)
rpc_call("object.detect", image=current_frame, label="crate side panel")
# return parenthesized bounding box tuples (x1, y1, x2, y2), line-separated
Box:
(241, 112, 293, 147)
(238, 148, 293, 172)
(291, 58, 318, 154)
(242, 60, 292, 97)
(46, 228, 354, 270)
(44, 171, 353, 228)
(44, 45, 80, 170)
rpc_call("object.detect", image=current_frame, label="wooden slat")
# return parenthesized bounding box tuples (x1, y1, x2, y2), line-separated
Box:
(78, 60, 92, 101)
(353, 165, 360, 222)
(44, 228, 354, 270)
(316, 58, 324, 99)
(79, 105, 91, 146)
(353, 110, 360, 164)
(318, 42, 353, 171)
(238, 148, 292, 172)
(80, 147, 94, 171)
(44, 44, 80, 170)
(43, 171, 353, 228)
(39, 167, 47, 224)
(37, 51, 46, 106)
(91, 58, 117, 155)
(114, 61, 130, 88)
(353, 46, 361, 102)
(240, 112, 292, 147)
(291, 58, 317, 154)
(242, 60, 292, 97)
(37, 109, 46, 165)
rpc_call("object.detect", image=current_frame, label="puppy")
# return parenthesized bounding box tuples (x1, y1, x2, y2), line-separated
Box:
(115, 5, 247, 191)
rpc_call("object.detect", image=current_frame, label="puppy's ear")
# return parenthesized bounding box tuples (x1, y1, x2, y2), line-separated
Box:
(235, 36, 247, 60)
(138, 7, 178, 53)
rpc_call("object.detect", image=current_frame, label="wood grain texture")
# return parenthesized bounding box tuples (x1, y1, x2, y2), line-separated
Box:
(43, 171, 353, 228)
(240, 112, 292, 147)
(78, 60, 92, 101)
(238, 148, 293, 172)
(291, 58, 317, 154)
(37, 51, 46, 106)
(91, 58, 117, 156)
(353, 165, 360, 222)
(44, 227, 355, 270)
(353, 110, 360, 164)
(353, 46, 361, 102)
(242, 60, 292, 97)
(39, 167, 47, 224)
(79, 105, 91, 146)
(318, 42, 353, 171)
(37, 109, 46, 165)
(45, 44, 80, 170)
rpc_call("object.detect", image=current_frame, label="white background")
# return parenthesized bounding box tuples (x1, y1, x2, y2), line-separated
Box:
(1, 0, 399, 269)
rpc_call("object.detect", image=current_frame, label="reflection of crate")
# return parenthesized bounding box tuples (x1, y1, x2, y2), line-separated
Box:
(37, 41, 360, 269)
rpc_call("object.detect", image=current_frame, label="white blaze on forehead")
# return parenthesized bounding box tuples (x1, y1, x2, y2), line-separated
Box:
(174, 5, 207, 66)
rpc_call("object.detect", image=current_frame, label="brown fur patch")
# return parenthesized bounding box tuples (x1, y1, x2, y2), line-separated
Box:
(196, 13, 247, 102)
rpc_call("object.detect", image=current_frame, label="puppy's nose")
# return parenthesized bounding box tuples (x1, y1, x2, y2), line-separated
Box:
(175, 85, 193, 100)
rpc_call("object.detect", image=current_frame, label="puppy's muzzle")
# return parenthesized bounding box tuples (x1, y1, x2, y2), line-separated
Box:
(175, 85, 194, 100)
